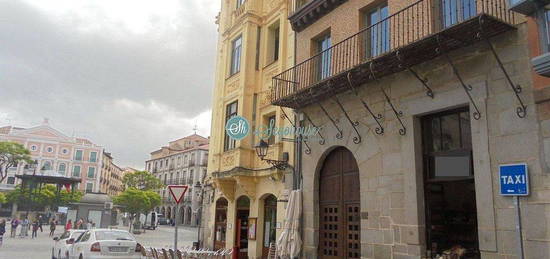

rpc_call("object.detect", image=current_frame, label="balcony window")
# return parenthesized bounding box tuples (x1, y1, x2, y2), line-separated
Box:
(236, 0, 245, 9)
(316, 34, 332, 80)
(441, 0, 476, 28)
(224, 101, 238, 151)
(74, 150, 83, 161)
(365, 4, 390, 58)
(230, 36, 243, 75)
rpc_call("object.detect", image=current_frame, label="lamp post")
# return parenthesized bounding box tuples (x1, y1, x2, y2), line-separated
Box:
(195, 181, 202, 247)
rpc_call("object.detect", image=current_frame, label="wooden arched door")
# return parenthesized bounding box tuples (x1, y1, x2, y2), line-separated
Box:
(319, 147, 361, 258)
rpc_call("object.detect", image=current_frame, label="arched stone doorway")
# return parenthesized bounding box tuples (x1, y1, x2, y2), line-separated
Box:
(261, 194, 277, 259)
(179, 207, 185, 225)
(214, 198, 228, 250)
(235, 196, 250, 259)
(318, 147, 361, 258)
(185, 207, 192, 225)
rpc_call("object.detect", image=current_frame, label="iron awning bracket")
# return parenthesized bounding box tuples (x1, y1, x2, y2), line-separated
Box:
(437, 35, 482, 120)
(347, 72, 384, 135)
(477, 17, 526, 118)
(396, 51, 434, 98)
(280, 107, 312, 154)
(303, 111, 326, 145)
(370, 62, 407, 135)
(318, 102, 343, 139)
(333, 96, 361, 144)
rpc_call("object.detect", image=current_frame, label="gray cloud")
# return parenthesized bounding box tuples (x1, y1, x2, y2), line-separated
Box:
(0, 0, 219, 168)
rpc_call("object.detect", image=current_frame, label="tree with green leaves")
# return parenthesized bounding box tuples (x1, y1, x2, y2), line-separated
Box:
(122, 170, 163, 191)
(113, 188, 161, 232)
(6, 185, 82, 211)
(0, 141, 33, 183)
(0, 192, 6, 204)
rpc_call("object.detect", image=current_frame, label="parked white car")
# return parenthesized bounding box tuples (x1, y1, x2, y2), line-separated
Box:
(67, 229, 143, 259)
(52, 229, 86, 259)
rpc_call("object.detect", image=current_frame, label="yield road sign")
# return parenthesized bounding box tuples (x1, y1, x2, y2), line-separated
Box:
(168, 185, 188, 204)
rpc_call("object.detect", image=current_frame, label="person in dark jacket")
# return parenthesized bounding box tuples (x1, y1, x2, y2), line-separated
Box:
(0, 219, 6, 246)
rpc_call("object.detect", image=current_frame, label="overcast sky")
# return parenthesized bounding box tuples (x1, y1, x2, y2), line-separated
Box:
(0, 0, 220, 169)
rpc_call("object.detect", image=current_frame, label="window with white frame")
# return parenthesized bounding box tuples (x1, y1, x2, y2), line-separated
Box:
(230, 35, 242, 75)
(58, 163, 66, 175)
(87, 167, 96, 178)
(73, 165, 81, 177)
(89, 151, 97, 162)
(74, 150, 83, 161)
(86, 182, 94, 193)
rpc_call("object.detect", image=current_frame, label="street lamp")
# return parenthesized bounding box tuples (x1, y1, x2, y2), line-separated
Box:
(254, 139, 291, 170)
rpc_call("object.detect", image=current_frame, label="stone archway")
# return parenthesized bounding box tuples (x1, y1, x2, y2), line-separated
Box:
(179, 206, 185, 225)
(185, 207, 192, 225)
(318, 147, 360, 258)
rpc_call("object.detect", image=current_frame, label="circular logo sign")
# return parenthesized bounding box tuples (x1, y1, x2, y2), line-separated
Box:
(225, 116, 249, 140)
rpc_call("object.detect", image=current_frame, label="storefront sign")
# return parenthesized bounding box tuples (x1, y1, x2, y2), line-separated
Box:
(499, 163, 529, 196)
(225, 115, 322, 141)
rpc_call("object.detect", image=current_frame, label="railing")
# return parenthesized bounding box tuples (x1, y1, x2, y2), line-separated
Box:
(272, 0, 515, 104)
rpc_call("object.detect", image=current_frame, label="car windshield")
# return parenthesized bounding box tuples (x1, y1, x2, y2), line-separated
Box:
(94, 231, 134, 241)
(71, 231, 85, 238)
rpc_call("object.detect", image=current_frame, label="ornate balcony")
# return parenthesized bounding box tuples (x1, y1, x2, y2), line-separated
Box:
(272, 0, 517, 109)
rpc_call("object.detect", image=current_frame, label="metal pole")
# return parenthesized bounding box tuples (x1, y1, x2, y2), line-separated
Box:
(174, 203, 178, 251)
(514, 196, 524, 259)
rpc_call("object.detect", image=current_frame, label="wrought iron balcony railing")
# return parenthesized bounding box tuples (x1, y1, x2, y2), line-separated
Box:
(272, 0, 517, 109)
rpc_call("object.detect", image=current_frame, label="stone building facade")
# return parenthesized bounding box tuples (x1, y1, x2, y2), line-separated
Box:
(201, 0, 297, 258)
(268, 0, 550, 258)
(99, 151, 127, 196)
(145, 134, 209, 227)
(0, 119, 103, 194)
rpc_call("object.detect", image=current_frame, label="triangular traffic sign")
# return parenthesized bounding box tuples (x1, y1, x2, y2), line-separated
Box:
(168, 185, 188, 204)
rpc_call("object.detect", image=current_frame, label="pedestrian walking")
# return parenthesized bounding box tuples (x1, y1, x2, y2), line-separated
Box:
(19, 217, 29, 237)
(65, 219, 72, 231)
(49, 219, 56, 237)
(31, 220, 39, 239)
(10, 218, 19, 238)
(0, 219, 6, 247)
(76, 218, 83, 230)
(86, 220, 92, 230)
(37, 215, 43, 232)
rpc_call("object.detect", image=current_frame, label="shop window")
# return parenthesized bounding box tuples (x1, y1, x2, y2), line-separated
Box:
(422, 108, 478, 257)
(214, 198, 228, 250)
(263, 195, 277, 257)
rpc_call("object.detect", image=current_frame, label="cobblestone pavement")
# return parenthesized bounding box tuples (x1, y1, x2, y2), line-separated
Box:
(0, 225, 198, 259)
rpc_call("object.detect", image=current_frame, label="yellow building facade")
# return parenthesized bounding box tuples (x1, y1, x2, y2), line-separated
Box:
(202, 0, 295, 258)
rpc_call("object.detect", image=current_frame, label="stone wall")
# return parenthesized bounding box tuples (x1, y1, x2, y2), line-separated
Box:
(299, 23, 550, 258)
